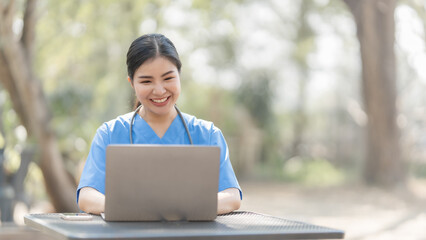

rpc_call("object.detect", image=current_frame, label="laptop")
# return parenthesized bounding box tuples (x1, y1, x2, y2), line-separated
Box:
(102, 144, 220, 222)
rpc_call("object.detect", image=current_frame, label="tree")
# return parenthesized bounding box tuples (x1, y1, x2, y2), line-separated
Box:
(344, 0, 405, 187)
(0, 0, 78, 211)
(288, 0, 314, 158)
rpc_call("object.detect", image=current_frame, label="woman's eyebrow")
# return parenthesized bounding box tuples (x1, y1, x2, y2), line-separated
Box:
(137, 70, 175, 79)
(161, 70, 175, 77)
(137, 75, 153, 79)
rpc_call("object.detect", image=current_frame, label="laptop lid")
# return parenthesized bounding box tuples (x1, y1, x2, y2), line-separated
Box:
(104, 145, 220, 221)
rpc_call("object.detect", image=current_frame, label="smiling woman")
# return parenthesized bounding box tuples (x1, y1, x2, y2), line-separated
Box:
(77, 34, 242, 216)
(131, 57, 181, 132)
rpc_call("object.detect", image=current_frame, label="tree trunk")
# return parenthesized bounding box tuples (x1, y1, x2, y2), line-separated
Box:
(0, 0, 78, 211)
(344, 0, 405, 187)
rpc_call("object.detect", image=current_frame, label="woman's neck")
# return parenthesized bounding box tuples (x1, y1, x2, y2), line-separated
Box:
(139, 106, 177, 126)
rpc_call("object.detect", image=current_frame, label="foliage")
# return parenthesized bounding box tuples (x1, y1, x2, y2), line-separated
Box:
(0, 0, 425, 207)
(282, 157, 346, 187)
(411, 163, 426, 179)
(255, 156, 346, 187)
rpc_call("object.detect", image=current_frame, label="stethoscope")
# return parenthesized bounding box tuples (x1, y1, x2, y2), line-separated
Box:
(129, 104, 193, 145)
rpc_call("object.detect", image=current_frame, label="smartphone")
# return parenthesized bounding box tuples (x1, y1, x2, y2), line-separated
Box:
(60, 213, 93, 221)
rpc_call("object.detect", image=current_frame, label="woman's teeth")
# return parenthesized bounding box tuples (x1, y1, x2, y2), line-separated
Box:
(152, 97, 168, 103)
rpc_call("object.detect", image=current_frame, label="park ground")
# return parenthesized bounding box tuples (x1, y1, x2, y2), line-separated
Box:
(239, 178, 426, 240)
(1, 178, 426, 240)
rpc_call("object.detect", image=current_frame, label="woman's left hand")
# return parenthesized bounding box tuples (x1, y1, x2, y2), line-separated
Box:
(217, 188, 241, 214)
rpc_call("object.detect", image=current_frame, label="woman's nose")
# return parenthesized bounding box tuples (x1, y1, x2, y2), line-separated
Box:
(152, 83, 166, 95)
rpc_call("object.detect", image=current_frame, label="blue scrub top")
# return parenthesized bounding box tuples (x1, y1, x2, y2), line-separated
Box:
(77, 111, 242, 203)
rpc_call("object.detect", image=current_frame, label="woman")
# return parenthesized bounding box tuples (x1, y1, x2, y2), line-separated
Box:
(77, 33, 242, 215)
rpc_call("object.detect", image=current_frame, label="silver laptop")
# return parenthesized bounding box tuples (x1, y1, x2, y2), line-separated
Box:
(103, 144, 220, 222)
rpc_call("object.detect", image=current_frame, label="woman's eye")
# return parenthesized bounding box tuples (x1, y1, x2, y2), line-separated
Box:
(140, 80, 151, 84)
(164, 77, 174, 81)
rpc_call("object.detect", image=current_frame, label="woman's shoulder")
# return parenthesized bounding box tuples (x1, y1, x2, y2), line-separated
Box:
(99, 111, 134, 132)
(181, 112, 226, 146)
(181, 112, 220, 134)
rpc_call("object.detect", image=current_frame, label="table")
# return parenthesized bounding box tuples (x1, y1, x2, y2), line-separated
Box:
(24, 211, 344, 240)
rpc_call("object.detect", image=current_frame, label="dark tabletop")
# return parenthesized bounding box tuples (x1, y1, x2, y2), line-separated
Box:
(24, 211, 344, 240)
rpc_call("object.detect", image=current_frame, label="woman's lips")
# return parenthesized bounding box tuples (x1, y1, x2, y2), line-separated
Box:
(150, 96, 170, 106)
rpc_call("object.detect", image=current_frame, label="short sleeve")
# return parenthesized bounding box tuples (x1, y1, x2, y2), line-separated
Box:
(76, 123, 110, 203)
(210, 127, 242, 199)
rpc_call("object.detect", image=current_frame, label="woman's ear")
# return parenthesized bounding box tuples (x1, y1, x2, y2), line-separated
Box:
(128, 76, 133, 88)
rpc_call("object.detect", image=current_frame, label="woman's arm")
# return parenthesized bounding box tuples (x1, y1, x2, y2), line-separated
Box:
(78, 187, 105, 215)
(217, 188, 241, 214)
(79, 186, 240, 215)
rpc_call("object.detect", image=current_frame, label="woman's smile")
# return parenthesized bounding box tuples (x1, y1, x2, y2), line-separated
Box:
(150, 96, 170, 106)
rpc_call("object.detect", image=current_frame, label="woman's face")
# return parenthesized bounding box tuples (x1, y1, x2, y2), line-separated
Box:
(131, 56, 181, 119)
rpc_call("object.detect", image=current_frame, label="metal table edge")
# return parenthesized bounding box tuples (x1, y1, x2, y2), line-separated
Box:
(24, 211, 345, 240)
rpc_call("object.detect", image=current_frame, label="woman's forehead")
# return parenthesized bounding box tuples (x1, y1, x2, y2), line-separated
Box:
(135, 57, 178, 74)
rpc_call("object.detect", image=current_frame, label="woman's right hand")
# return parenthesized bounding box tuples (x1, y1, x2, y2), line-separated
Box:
(78, 187, 105, 215)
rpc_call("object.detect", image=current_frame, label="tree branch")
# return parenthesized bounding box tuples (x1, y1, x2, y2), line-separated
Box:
(0, 53, 30, 129)
(343, 0, 358, 15)
(1, 0, 16, 29)
(1, 0, 78, 212)
(0, 0, 30, 129)
(343, 0, 363, 25)
(0, 28, 36, 135)
(22, 0, 38, 64)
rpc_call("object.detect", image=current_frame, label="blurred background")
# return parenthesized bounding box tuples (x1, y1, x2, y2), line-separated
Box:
(0, 0, 425, 239)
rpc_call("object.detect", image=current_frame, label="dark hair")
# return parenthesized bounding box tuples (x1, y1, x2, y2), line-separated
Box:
(127, 33, 181, 79)
(126, 34, 181, 109)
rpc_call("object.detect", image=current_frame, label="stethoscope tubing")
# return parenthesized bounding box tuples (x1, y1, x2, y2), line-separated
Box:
(129, 105, 193, 145)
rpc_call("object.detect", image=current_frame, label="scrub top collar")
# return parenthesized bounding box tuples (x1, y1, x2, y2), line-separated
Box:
(133, 114, 187, 144)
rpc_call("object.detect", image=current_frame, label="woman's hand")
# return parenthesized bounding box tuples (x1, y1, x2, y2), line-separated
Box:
(217, 188, 241, 215)
(78, 186, 241, 215)
(78, 187, 105, 215)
